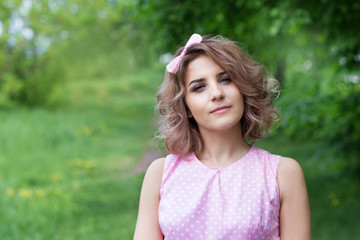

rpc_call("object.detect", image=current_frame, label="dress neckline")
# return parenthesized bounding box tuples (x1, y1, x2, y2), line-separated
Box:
(191, 146, 255, 171)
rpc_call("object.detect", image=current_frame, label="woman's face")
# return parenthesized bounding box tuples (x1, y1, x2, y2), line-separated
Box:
(184, 55, 244, 133)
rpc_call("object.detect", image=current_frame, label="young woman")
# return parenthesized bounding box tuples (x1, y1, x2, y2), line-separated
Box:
(134, 34, 311, 240)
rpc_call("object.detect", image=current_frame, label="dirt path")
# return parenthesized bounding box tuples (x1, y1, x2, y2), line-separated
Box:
(133, 150, 164, 174)
(122, 118, 165, 177)
(121, 148, 165, 178)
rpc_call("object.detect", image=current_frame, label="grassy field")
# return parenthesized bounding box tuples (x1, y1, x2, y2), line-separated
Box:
(0, 66, 359, 239)
(0, 67, 163, 239)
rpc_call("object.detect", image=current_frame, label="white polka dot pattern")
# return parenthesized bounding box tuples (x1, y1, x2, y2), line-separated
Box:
(158, 147, 282, 240)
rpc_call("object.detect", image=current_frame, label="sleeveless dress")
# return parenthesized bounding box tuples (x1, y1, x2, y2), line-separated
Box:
(158, 146, 282, 240)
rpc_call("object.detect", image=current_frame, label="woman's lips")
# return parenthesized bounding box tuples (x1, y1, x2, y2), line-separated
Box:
(210, 106, 231, 114)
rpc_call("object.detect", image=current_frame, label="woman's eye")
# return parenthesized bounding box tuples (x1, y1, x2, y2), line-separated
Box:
(193, 85, 205, 92)
(220, 77, 231, 83)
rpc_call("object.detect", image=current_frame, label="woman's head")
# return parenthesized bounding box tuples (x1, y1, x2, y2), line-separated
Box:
(156, 34, 280, 157)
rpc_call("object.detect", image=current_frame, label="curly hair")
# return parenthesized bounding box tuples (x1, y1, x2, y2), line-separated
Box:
(156, 35, 280, 158)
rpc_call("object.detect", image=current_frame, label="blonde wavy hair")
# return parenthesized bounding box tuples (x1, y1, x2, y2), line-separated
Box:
(156, 35, 280, 158)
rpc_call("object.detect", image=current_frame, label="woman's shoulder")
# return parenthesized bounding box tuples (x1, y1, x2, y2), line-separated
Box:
(277, 157, 307, 200)
(278, 157, 304, 179)
(145, 157, 166, 181)
(139, 157, 166, 201)
(145, 152, 190, 178)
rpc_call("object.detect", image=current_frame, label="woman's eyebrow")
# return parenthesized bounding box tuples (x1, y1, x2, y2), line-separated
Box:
(217, 71, 227, 77)
(188, 72, 226, 87)
(188, 78, 204, 87)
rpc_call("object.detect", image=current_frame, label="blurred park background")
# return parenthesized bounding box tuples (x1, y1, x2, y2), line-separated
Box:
(0, 0, 359, 239)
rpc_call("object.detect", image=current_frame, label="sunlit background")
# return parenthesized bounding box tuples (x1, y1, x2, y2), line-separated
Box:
(0, 0, 359, 239)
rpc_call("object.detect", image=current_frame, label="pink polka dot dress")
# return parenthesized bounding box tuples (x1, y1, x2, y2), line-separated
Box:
(158, 146, 282, 239)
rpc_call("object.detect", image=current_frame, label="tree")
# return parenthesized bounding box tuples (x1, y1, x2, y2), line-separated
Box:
(136, 0, 360, 175)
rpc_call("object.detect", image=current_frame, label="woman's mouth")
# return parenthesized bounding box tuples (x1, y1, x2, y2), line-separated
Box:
(210, 106, 231, 114)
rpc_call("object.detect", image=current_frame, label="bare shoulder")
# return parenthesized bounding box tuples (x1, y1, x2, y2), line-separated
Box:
(277, 157, 307, 200)
(145, 157, 166, 177)
(142, 157, 166, 187)
(139, 157, 166, 200)
(278, 157, 304, 176)
(151, 157, 166, 169)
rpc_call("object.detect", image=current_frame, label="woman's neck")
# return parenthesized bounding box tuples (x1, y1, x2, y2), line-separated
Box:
(197, 124, 251, 168)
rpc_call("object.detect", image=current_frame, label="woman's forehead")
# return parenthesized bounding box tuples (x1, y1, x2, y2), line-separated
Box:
(184, 56, 224, 83)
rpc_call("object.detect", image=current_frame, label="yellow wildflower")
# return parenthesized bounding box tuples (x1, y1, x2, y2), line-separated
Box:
(36, 189, 44, 197)
(6, 188, 15, 196)
(19, 188, 33, 197)
(83, 161, 94, 169)
(51, 173, 63, 183)
(82, 126, 92, 136)
(331, 198, 340, 206)
(72, 181, 80, 190)
(55, 188, 63, 196)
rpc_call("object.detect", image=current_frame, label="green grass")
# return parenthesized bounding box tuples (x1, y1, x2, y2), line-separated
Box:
(0, 67, 164, 240)
(0, 65, 359, 239)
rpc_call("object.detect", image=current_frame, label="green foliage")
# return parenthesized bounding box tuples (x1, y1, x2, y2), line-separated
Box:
(256, 137, 360, 239)
(0, 0, 149, 107)
(137, 0, 360, 65)
(0, 0, 67, 107)
(275, 39, 360, 175)
(135, 0, 360, 176)
(279, 81, 360, 174)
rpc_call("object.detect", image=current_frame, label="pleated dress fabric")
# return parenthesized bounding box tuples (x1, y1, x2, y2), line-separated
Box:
(158, 146, 282, 240)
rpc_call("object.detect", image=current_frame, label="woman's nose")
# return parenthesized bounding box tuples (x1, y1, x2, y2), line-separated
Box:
(210, 84, 224, 101)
